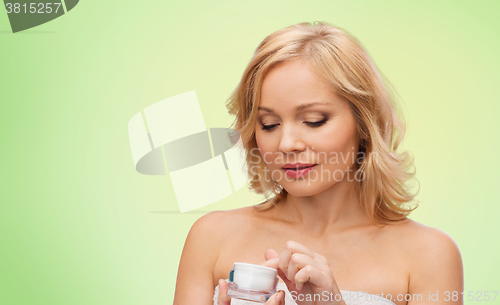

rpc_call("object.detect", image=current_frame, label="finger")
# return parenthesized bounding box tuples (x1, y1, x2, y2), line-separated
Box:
(217, 279, 231, 305)
(261, 256, 279, 268)
(281, 241, 330, 284)
(278, 247, 292, 280)
(284, 240, 321, 260)
(261, 248, 279, 268)
(265, 290, 285, 305)
(280, 240, 318, 278)
(287, 253, 322, 287)
(287, 254, 300, 284)
(265, 248, 280, 260)
(281, 250, 322, 284)
(295, 265, 328, 291)
(262, 255, 294, 288)
(277, 268, 294, 290)
(287, 252, 326, 280)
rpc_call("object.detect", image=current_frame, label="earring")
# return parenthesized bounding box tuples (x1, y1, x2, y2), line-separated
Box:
(273, 178, 283, 191)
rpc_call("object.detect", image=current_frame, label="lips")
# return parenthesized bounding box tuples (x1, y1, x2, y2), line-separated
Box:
(281, 163, 317, 169)
(282, 164, 317, 178)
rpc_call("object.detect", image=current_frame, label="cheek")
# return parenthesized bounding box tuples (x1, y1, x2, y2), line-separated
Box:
(319, 127, 358, 164)
(255, 132, 275, 164)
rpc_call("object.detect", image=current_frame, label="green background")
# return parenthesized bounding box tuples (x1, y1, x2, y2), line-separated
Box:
(1, 0, 499, 304)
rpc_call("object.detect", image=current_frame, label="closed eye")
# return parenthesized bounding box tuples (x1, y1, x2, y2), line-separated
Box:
(261, 124, 278, 131)
(305, 118, 327, 127)
(260, 118, 328, 132)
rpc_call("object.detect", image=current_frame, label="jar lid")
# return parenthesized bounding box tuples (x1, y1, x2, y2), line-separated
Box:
(233, 262, 278, 276)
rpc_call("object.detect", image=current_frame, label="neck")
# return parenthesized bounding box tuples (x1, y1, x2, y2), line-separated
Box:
(276, 179, 371, 236)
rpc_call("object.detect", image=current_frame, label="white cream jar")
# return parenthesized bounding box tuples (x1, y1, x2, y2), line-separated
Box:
(227, 262, 279, 303)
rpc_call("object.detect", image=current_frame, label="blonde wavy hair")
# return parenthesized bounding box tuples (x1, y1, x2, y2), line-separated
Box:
(225, 21, 419, 226)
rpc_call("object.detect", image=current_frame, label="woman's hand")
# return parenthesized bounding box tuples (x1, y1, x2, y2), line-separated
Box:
(261, 241, 346, 305)
(217, 279, 286, 305)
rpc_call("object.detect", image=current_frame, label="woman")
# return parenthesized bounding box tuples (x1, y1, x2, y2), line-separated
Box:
(172, 22, 463, 305)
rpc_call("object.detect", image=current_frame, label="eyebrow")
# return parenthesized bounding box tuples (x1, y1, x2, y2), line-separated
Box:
(258, 102, 331, 113)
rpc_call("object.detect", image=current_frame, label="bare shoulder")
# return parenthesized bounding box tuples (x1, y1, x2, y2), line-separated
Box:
(173, 207, 258, 304)
(193, 206, 256, 226)
(391, 219, 464, 301)
(189, 206, 258, 245)
(391, 219, 462, 256)
(183, 206, 263, 269)
(177, 209, 247, 275)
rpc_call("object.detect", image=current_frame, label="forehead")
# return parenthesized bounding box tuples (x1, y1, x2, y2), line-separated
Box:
(259, 59, 340, 109)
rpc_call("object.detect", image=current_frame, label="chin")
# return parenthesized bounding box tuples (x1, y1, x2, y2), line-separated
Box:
(282, 182, 333, 197)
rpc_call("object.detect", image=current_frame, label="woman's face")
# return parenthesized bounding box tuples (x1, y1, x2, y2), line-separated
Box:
(255, 58, 360, 196)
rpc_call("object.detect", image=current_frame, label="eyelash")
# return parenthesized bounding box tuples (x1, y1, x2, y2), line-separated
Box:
(261, 118, 328, 132)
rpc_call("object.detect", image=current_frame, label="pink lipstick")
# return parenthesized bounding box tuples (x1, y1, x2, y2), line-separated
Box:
(281, 163, 317, 178)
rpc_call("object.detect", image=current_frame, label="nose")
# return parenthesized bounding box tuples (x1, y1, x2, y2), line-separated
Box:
(278, 124, 307, 154)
